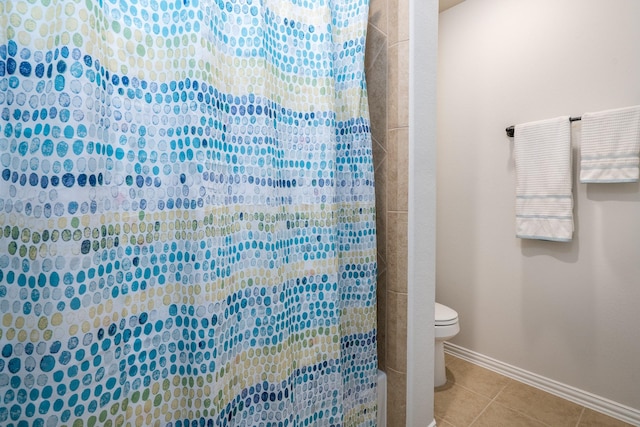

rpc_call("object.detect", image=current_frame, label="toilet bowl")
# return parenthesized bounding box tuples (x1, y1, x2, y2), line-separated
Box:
(434, 302, 460, 387)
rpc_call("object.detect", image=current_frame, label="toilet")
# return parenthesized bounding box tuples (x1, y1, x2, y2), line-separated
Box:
(434, 302, 460, 387)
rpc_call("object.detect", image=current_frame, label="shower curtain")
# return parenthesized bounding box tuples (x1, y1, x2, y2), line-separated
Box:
(0, 0, 378, 425)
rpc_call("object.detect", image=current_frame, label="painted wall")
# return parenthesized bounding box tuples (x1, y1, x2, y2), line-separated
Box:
(408, 0, 438, 424)
(437, 0, 640, 411)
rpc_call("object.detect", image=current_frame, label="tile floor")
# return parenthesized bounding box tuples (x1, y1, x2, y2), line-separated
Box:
(435, 353, 635, 427)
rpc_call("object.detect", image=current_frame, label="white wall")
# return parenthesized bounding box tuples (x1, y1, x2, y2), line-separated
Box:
(437, 0, 640, 410)
(408, 0, 438, 424)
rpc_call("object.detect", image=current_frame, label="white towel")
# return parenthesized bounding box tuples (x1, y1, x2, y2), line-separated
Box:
(580, 105, 640, 183)
(514, 116, 573, 242)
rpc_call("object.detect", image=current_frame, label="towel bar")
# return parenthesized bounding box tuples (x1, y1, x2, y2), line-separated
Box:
(506, 116, 582, 137)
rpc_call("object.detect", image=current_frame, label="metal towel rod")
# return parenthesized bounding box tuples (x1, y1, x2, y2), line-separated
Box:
(505, 116, 582, 137)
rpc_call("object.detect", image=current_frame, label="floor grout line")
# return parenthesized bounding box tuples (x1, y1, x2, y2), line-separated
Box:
(440, 356, 595, 427)
(575, 407, 586, 427)
(444, 352, 637, 426)
(467, 383, 508, 427)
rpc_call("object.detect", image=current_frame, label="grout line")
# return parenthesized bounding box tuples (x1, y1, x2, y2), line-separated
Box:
(492, 380, 510, 401)
(446, 357, 577, 427)
(467, 382, 509, 427)
(387, 39, 409, 50)
(445, 344, 640, 425)
(385, 289, 408, 297)
(367, 22, 388, 40)
(384, 365, 407, 376)
(575, 407, 586, 427)
(474, 400, 556, 427)
(471, 379, 574, 427)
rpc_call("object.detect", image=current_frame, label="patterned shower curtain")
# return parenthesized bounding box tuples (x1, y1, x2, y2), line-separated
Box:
(0, 0, 377, 425)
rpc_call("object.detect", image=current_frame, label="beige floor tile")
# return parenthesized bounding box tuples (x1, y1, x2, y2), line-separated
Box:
(438, 355, 635, 427)
(494, 381, 583, 427)
(471, 402, 547, 427)
(446, 356, 510, 399)
(435, 417, 456, 427)
(435, 383, 491, 426)
(578, 408, 636, 427)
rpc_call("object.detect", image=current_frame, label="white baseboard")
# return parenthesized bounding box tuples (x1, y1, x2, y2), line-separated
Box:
(445, 342, 640, 426)
(427, 420, 437, 427)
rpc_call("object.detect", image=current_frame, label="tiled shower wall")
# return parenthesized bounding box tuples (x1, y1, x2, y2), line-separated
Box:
(366, 0, 410, 424)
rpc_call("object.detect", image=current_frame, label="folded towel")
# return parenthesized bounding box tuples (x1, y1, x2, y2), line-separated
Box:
(514, 116, 573, 242)
(579, 105, 640, 183)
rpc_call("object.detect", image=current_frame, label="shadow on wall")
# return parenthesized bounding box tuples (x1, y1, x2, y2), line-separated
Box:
(586, 182, 640, 201)
(586, 181, 640, 290)
(517, 123, 640, 380)
(517, 129, 593, 371)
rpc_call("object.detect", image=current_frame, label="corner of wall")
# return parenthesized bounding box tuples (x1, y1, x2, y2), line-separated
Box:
(406, 0, 438, 425)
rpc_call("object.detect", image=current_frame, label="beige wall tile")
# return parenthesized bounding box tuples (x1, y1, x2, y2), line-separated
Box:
(388, 0, 409, 45)
(396, 128, 408, 210)
(376, 270, 387, 371)
(388, 128, 408, 211)
(365, 24, 386, 75)
(395, 41, 409, 128)
(396, 0, 409, 42)
(375, 158, 387, 270)
(386, 290, 407, 372)
(372, 137, 386, 171)
(386, 212, 408, 293)
(388, 0, 399, 45)
(365, 35, 387, 152)
(386, 132, 398, 210)
(387, 41, 409, 129)
(386, 368, 407, 427)
(376, 238, 387, 278)
(367, 2, 409, 425)
(368, 0, 387, 36)
(387, 43, 399, 130)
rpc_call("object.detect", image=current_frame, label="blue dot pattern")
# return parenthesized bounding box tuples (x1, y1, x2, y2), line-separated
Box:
(0, 0, 377, 426)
